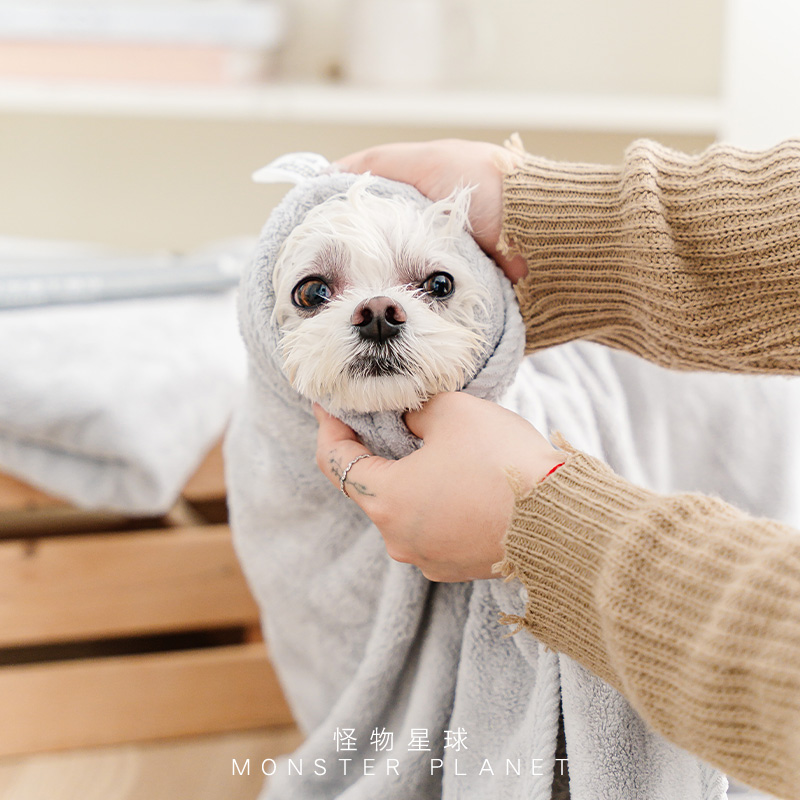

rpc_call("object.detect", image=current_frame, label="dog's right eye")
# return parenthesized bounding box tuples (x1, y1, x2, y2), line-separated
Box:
(292, 278, 332, 309)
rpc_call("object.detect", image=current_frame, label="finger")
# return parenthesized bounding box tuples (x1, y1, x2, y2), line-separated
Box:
(334, 143, 425, 184)
(500, 253, 529, 285)
(314, 404, 369, 478)
(313, 405, 386, 501)
(333, 147, 375, 174)
(313, 403, 361, 446)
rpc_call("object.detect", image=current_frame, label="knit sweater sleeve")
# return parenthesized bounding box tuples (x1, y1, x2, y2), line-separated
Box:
(497, 139, 800, 798)
(503, 139, 800, 373)
(497, 453, 800, 799)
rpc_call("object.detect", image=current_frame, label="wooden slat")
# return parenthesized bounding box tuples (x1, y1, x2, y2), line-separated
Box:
(0, 437, 226, 513)
(0, 728, 305, 800)
(0, 642, 294, 756)
(182, 440, 227, 502)
(0, 525, 260, 647)
(0, 471, 66, 513)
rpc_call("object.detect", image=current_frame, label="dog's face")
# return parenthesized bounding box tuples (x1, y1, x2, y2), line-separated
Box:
(271, 178, 493, 413)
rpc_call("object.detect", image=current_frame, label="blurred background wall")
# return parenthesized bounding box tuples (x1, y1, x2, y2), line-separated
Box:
(0, 0, 795, 252)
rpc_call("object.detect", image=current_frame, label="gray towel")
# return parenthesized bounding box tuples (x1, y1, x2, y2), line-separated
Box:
(226, 154, 800, 799)
(0, 254, 247, 514)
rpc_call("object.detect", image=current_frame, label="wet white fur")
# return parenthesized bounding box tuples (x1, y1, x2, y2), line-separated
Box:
(271, 177, 492, 413)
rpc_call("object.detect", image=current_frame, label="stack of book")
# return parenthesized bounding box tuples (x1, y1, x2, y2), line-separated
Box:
(0, 1, 286, 85)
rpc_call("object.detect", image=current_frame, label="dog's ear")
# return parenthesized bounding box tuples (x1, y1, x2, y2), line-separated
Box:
(252, 152, 332, 185)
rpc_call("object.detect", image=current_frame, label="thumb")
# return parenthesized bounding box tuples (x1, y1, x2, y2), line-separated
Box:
(313, 404, 388, 502)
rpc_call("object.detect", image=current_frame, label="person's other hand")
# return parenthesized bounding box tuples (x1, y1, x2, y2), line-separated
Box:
(335, 140, 529, 283)
(314, 392, 564, 582)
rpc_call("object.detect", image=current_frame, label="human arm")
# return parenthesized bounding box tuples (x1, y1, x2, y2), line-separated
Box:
(499, 446, 800, 800)
(507, 138, 800, 373)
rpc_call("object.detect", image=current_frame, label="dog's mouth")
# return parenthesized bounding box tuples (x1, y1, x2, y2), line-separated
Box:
(347, 350, 412, 379)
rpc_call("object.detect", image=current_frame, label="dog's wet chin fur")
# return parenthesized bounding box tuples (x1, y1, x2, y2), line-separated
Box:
(271, 178, 493, 414)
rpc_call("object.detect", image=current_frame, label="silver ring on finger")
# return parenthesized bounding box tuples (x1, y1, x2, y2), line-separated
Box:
(340, 454, 371, 498)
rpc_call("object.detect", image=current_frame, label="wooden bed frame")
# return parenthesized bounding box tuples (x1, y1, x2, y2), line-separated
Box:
(0, 442, 294, 756)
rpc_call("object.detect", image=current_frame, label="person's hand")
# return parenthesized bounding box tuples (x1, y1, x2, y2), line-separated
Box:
(314, 392, 564, 582)
(335, 140, 529, 283)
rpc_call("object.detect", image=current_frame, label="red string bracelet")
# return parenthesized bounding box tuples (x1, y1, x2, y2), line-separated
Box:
(539, 462, 566, 483)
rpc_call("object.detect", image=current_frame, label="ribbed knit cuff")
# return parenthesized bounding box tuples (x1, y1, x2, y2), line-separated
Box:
(501, 154, 631, 359)
(496, 449, 655, 691)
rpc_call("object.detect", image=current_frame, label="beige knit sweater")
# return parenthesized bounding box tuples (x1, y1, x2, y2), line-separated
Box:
(497, 139, 800, 800)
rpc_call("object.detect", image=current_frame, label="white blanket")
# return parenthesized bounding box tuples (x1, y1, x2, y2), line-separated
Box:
(0, 239, 247, 514)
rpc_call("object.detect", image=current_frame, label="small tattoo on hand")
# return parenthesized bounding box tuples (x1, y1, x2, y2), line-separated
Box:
(348, 480, 375, 498)
(328, 455, 342, 480)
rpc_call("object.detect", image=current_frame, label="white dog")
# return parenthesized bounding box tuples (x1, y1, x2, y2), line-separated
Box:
(270, 177, 494, 414)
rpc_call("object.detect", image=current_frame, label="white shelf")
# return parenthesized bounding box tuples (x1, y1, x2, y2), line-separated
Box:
(0, 80, 723, 135)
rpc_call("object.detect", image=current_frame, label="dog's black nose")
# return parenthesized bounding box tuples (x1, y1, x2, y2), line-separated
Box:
(351, 296, 407, 343)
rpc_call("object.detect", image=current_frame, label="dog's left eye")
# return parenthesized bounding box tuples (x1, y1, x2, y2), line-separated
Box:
(420, 272, 455, 299)
(292, 277, 332, 309)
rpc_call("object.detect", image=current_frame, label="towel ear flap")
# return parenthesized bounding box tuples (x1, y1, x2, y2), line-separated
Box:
(252, 152, 332, 185)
